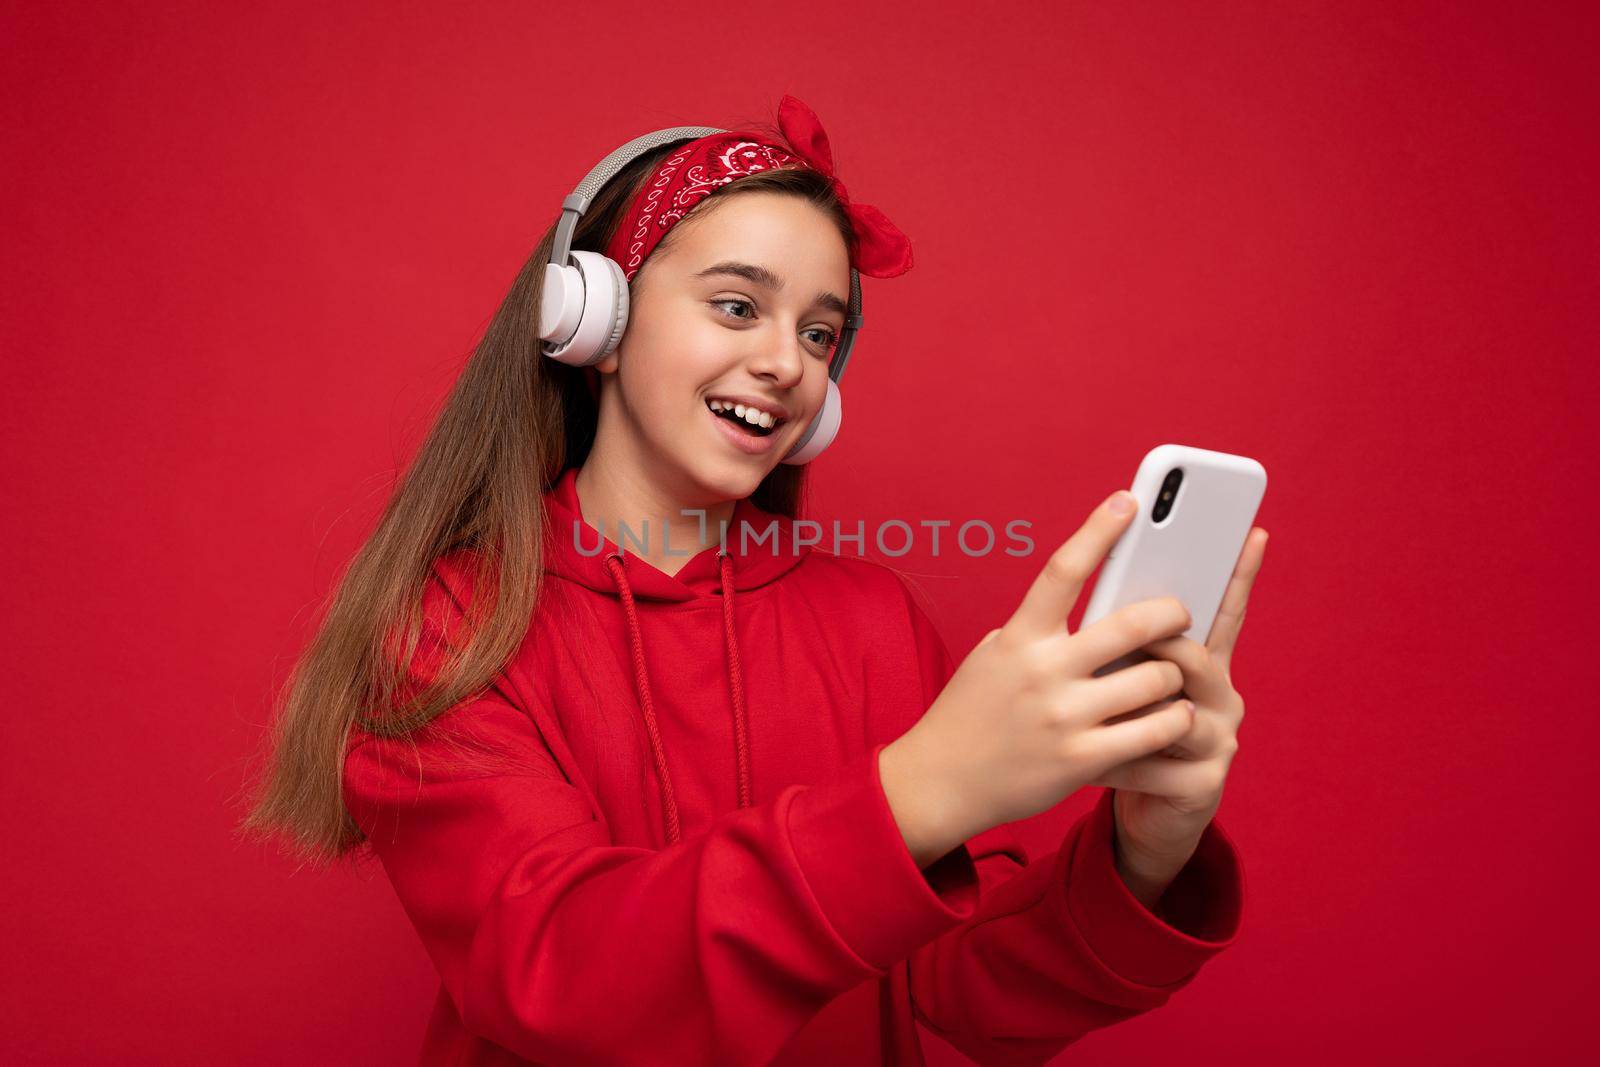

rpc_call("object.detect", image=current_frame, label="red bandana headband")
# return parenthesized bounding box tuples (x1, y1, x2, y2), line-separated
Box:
(603, 94, 914, 282)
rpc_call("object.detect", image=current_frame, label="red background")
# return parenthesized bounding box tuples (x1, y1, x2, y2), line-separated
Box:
(4, 1, 1595, 1062)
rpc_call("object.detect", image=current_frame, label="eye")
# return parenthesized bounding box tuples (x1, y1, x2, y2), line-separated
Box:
(709, 298, 756, 321)
(710, 298, 838, 355)
(803, 326, 839, 350)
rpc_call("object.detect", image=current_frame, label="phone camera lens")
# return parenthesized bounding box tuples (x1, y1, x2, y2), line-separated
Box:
(1152, 467, 1184, 522)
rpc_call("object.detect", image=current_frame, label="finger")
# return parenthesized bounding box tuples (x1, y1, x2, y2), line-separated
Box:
(1207, 527, 1268, 672)
(1089, 753, 1227, 799)
(1005, 490, 1139, 638)
(1105, 695, 1227, 759)
(1076, 658, 1186, 726)
(1069, 595, 1192, 676)
(1140, 635, 1234, 709)
(1082, 699, 1195, 775)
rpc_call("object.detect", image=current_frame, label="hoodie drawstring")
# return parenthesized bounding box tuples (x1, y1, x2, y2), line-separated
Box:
(602, 550, 753, 846)
(719, 551, 754, 811)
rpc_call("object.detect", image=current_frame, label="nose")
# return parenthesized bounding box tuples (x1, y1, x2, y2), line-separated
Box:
(745, 324, 808, 389)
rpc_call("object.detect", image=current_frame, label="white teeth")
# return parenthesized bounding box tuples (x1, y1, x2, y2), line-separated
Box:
(708, 398, 781, 426)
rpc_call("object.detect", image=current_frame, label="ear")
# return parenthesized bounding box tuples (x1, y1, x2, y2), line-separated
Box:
(594, 350, 620, 375)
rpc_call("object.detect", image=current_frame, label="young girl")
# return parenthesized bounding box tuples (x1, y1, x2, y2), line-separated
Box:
(243, 94, 1264, 1066)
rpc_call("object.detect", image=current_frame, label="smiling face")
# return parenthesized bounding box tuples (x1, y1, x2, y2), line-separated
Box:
(588, 190, 852, 506)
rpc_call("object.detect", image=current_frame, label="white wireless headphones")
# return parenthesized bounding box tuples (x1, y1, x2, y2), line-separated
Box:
(536, 124, 863, 465)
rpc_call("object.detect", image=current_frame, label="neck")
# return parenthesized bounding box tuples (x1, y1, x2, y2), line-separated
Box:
(573, 457, 737, 579)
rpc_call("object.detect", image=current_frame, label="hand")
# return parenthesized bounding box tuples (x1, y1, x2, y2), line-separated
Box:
(1092, 528, 1269, 900)
(880, 491, 1202, 866)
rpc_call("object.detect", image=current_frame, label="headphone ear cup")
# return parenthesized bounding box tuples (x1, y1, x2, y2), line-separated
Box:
(593, 253, 630, 358)
(539, 262, 584, 346)
(540, 250, 630, 367)
(780, 377, 842, 465)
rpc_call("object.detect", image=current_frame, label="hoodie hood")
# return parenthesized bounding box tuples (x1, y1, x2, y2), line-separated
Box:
(538, 466, 813, 844)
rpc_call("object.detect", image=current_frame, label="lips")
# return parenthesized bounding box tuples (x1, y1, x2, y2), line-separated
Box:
(707, 401, 777, 438)
(706, 400, 782, 455)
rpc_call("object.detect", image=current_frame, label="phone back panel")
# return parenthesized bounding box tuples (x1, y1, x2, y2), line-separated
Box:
(1081, 444, 1267, 645)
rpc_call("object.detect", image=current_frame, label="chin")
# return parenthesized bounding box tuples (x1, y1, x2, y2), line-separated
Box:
(684, 453, 770, 504)
(704, 463, 768, 503)
(650, 415, 782, 504)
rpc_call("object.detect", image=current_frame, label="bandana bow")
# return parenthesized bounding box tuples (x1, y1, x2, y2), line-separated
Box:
(603, 94, 914, 281)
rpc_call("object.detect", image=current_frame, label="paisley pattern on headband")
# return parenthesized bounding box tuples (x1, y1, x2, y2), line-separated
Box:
(602, 95, 913, 281)
(655, 139, 802, 233)
(616, 145, 693, 277)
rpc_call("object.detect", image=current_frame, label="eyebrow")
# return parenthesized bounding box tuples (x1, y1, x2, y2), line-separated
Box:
(693, 260, 849, 318)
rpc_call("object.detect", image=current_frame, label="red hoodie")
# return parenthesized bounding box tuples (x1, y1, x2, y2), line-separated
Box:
(342, 467, 1244, 1066)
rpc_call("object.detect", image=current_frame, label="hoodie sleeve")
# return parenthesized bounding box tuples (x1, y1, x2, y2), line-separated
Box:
(343, 679, 987, 1064)
(892, 576, 1246, 1066)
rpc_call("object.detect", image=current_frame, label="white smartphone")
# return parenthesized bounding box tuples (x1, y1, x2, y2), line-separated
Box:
(1081, 444, 1267, 672)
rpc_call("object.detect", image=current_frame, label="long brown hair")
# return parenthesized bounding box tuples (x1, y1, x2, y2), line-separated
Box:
(237, 131, 858, 867)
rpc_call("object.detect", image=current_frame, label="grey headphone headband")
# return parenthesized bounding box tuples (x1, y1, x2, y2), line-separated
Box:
(549, 123, 863, 384)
